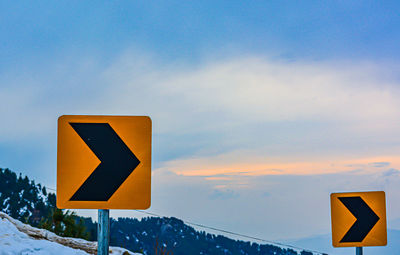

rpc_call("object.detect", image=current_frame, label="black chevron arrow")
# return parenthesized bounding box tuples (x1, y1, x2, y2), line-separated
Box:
(339, 196, 380, 243)
(69, 123, 140, 201)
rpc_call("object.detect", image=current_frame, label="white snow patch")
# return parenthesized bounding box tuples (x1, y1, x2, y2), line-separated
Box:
(0, 217, 88, 255)
(0, 212, 141, 255)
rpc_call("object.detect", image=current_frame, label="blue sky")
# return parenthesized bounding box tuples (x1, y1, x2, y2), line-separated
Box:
(1, 1, 400, 247)
(2, 1, 400, 63)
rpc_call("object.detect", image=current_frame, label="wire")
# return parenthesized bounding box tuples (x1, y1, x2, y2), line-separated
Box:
(44, 185, 326, 254)
(134, 210, 327, 255)
(45, 187, 56, 191)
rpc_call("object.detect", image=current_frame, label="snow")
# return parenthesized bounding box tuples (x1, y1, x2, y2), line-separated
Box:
(0, 217, 88, 255)
(0, 212, 141, 255)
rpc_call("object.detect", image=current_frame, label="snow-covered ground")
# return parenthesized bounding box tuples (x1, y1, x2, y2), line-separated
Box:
(0, 212, 140, 255)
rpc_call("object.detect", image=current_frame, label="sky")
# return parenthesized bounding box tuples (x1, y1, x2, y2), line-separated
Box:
(1, 0, 400, 247)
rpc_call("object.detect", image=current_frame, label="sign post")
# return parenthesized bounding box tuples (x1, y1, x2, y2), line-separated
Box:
(57, 115, 152, 255)
(330, 191, 387, 253)
(98, 209, 110, 255)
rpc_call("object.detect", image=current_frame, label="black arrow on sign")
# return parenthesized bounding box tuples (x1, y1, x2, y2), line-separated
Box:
(339, 196, 380, 243)
(69, 123, 140, 201)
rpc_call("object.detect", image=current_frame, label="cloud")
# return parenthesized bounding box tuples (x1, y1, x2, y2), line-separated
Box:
(370, 162, 391, 168)
(1, 52, 400, 181)
(105, 165, 400, 240)
(161, 154, 400, 176)
(2, 55, 400, 136)
(382, 168, 400, 177)
(95, 55, 400, 174)
(208, 188, 239, 200)
(3, 52, 400, 240)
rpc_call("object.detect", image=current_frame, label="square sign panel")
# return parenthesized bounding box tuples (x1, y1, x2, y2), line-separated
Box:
(57, 115, 151, 209)
(330, 191, 387, 247)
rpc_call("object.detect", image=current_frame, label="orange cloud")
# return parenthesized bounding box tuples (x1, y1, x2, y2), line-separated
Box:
(160, 155, 400, 177)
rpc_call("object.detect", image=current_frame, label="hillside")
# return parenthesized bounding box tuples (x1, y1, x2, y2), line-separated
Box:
(0, 168, 321, 255)
(0, 168, 55, 225)
(109, 216, 317, 255)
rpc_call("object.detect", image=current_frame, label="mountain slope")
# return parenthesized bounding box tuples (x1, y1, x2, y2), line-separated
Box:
(109, 216, 318, 255)
(0, 168, 55, 225)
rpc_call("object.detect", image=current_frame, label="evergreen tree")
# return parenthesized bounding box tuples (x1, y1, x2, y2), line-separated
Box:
(39, 208, 90, 240)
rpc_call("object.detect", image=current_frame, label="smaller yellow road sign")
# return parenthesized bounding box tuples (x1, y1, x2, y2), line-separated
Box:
(57, 115, 151, 209)
(330, 191, 387, 247)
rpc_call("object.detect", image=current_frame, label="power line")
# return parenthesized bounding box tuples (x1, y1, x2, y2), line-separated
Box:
(45, 186, 56, 191)
(44, 186, 327, 255)
(134, 210, 328, 255)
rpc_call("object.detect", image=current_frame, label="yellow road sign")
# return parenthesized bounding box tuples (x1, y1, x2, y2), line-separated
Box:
(57, 115, 151, 209)
(330, 191, 387, 247)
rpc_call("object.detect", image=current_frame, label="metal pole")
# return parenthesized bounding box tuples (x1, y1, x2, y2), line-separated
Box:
(98, 209, 110, 255)
(356, 247, 363, 255)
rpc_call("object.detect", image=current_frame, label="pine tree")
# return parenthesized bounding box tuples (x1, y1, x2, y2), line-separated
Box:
(39, 208, 90, 240)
